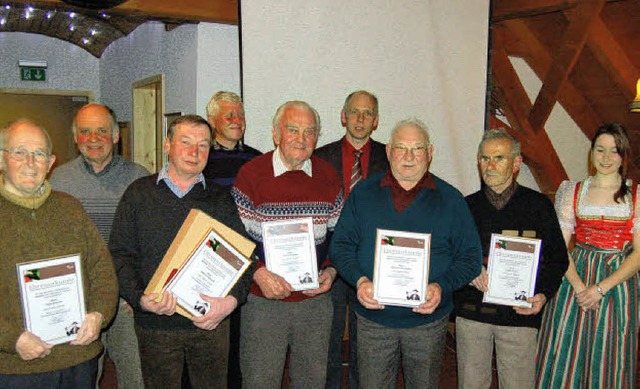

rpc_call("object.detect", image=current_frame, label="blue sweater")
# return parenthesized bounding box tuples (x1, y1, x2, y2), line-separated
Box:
(329, 172, 482, 328)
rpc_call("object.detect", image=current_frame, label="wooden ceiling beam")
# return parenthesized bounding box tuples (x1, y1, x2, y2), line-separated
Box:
(497, 19, 601, 139)
(527, 0, 605, 133)
(492, 48, 568, 195)
(492, 0, 620, 22)
(585, 17, 640, 101)
(111, 0, 238, 24)
(8, 0, 239, 24)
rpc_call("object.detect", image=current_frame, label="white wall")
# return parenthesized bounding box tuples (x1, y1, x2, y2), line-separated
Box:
(0, 32, 100, 99)
(100, 21, 242, 125)
(100, 22, 198, 122)
(241, 0, 490, 195)
(196, 23, 241, 117)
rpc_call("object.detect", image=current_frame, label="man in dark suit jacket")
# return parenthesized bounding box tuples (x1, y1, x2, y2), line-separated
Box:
(315, 90, 389, 389)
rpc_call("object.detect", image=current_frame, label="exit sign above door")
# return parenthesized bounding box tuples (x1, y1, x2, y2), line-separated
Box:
(20, 67, 46, 81)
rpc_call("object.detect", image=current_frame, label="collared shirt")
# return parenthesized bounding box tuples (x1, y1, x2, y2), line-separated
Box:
(156, 163, 206, 198)
(212, 139, 246, 152)
(272, 147, 313, 177)
(380, 170, 436, 212)
(82, 153, 120, 177)
(483, 180, 518, 210)
(341, 137, 372, 198)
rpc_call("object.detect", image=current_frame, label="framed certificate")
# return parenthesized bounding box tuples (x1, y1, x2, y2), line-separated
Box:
(16, 254, 86, 345)
(262, 218, 319, 291)
(483, 234, 541, 308)
(163, 228, 252, 317)
(373, 229, 430, 308)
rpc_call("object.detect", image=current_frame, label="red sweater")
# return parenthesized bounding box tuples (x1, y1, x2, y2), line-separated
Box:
(232, 151, 344, 301)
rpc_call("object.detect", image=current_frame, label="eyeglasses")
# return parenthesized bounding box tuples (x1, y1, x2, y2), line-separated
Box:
(391, 145, 428, 158)
(2, 148, 50, 163)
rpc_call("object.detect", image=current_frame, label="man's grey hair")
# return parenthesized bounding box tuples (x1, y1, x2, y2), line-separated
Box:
(0, 119, 53, 154)
(478, 128, 521, 158)
(389, 117, 430, 145)
(342, 90, 379, 116)
(272, 101, 321, 137)
(206, 91, 243, 122)
(71, 103, 119, 141)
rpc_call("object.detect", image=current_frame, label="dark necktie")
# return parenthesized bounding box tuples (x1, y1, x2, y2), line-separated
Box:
(350, 149, 364, 192)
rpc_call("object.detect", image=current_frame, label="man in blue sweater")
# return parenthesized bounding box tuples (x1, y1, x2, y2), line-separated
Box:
(330, 117, 482, 388)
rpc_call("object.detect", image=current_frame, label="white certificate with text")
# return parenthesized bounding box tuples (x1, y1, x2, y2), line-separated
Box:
(483, 234, 541, 308)
(16, 254, 86, 345)
(163, 229, 252, 317)
(262, 218, 319, 291)
(373, 229, 430, 308)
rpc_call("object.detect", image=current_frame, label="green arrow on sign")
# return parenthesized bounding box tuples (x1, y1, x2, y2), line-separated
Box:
(20, 67, 46, 81)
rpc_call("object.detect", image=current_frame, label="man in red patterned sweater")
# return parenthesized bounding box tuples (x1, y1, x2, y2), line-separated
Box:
(232, 100, 344, 389)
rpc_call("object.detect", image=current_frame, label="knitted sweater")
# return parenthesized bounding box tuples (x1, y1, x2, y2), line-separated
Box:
(50, 155, 149, 241)
(109, 175, 255, 330)
(0, 179, 118, 375)
(454, 185, 568, 328)
(232, 151, 344, 302)
(329, 172, 482, 328)
(202, 142, 262, 187)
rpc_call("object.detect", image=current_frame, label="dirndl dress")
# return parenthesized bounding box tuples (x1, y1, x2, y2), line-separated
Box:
(536, 179, 639, 389)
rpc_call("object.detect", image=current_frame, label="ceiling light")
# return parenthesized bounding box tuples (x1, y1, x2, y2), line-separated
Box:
(18, 60, 47, 68)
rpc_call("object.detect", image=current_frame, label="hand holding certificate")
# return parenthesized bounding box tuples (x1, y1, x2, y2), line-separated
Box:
(483, 234, 541, 308)
(16, 254, 86, 345)
(163, 229, 252, 318)
(262, 218, 319, 291)
(372, 229, 430, 308)
(145, 209, 256, 319)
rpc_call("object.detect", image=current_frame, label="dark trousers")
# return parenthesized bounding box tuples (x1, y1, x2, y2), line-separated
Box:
(326, 277, 358, 389)
(135, 321, 230, 389)
(227, 307, 242, 388)
(0, 357, 98, 389)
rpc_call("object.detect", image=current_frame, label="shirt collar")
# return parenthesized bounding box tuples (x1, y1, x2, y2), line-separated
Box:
(483, 179, 518, 210)
(380, 169, 436, 190)
(81, 153, 120, 177)
(272, 148, 313, 177)
(156, 163, 206, 198)
(342, 136, 371, 154)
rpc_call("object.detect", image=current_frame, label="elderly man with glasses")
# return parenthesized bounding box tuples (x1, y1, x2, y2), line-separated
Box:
(330, 117, 482, 388)
(0, 119, 118, 387)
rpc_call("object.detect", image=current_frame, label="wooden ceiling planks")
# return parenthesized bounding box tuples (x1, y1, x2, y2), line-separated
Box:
(492, 0, 640, 188)
(492, 48, 569, 196)
(527, 0, 606, 134)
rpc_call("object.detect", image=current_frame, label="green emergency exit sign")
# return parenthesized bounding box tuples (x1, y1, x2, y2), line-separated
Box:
(20, 67, 46, 81)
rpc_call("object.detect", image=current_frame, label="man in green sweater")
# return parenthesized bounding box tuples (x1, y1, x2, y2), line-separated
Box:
(0, 119, 118, 387)
(330, 117, 482, 388)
